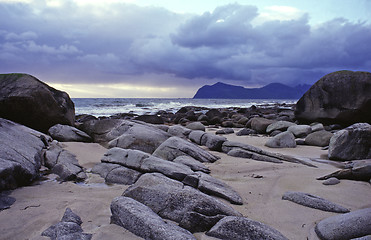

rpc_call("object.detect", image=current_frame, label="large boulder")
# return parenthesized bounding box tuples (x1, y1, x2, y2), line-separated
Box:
(305, 130, 334, 147)
(111, 196, 196, 240)
(288, 125, 312, 138)
(295, 71, 371, 125)
(48, 124, 92, 142)
(123, 173, 241, 232)
(328, 123, 371, 161)
(0, 73, 75, 133)
(249, 117, 275, 133)
(0, 118, 47, 190)
(315, 208, 371, 240)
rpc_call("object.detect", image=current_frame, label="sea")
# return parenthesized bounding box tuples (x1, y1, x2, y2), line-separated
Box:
(73, 98, 298, 117)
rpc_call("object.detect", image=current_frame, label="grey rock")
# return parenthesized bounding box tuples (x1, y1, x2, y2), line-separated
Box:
(250, 117, 275, 133)
(105, 166, 142, 185)
(0, 192, 16, 211)
(265, 131, 297, 148)
(237, 117, 249, 125)
(200, 133, 227, 151)
(328, 123, 371, 161)
(197, 172, 243, 205)
(185, 122, 205, 131)
(317, 160, 371, 182)
(56, 233, 92, 240)
(0, 73, 75, 133)
(266, 121, 296, 133)
(111, 196, 196, 240)
(102, 148, 194, 181)
(236, 128, 256, 136)
(108, 124, 171, 154)
(288, 125, 312, 138)
(270, 130, 283, 137)
(134, 115, 164, 124)
(315, 208, 371, 240)
(0, 118, 46, 190)
(91, 163, 121, 179)
(296, 139, 306, 145)
(206, 216, 288, 240)
(305, 130, 334, 147)
(153, 137, 220, 163)
(48, 124, 92, 142)
(282, 191, 349, 213)
(311, 123, 325, 132)
(227, 148, 283, 163)
(179, 212, 225, 233)
(322, 177, 340, 185)
(215, 128, 234, 135)
(221, 121, 234, 128)
(42, 222, 83, 240)
(123, 173, 241, 232)
(61, 208, 83, 226)
(168, 125, 192, 138)
(295, 70, 371, 125)
(188, 130, 206, 145)
(173, 156, 210, 173)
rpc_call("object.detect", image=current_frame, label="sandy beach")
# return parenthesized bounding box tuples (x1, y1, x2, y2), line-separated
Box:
(1, 131, 370, 240)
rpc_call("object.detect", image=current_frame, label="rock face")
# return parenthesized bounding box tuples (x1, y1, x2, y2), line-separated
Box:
(0, 118, 46, 190)
(0, 73, 75, 133)
(123, 173, 241, 232)
(295, 71, 371, 125)
(206, 216, 288, 240)
(282, 191, 349, 213)
(315, 208, 371, 240)
(111, 196, 196, 240)
(48, 124, 92, 142)
(328, 123, 371, 161)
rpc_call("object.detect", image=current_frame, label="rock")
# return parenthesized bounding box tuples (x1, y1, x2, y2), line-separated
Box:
(237, 117, 249, 125)
(44, 142, 87, 182)
(173, 156, 210, 173)
(105, 166, 143, 185)
(206, 216, 288, 240)
(153, 137, 220, 163)
(295, 70, 371, 125)
(322, 177, 340, 185)
(0, 73, 75, 133)
(48, 124, 92, 142)
(270, 130, 283, 137)
(108, 124, 171, 154)
(168, 125, 192, 138)
(42, 208, 92, 240)
(305, 130, 334, 147)
(134, 115, 164, 124)
(317, 160, 371, 182)
(0, 118, 47, 190)
(265, 131, 297, 148)
(185, 122, 205, 131)
(102, 148, 194, 181)
(227, 148, 283, 163)
(328, 123, 371, 161)
(188, 130, 206, 145)
(236, 128, 256, 136)
(288, 125, 312, 138)
(215, 128, 234, 135)
(221, 121, 234, 128)
(266, 121, 296, 133)
(250, 117, 275, 133)
(206, 109, 223, 120)
(282, 191, 349, 213)
(197, 172, 243, 205)
(311, 123, 325, 132)
(197, 114, 209, 122)
(315, 208, 371, 240)
(0, 192, 16, 211)
(111, 196, 196, 240)
(200, 133, 227, 151)
(123, 173, 241, 232)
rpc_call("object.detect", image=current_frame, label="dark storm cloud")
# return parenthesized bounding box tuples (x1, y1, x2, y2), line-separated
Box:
(0, 1, 370, 87)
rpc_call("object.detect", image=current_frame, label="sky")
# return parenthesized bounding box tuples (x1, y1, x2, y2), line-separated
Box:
(1, 0, 370, 98)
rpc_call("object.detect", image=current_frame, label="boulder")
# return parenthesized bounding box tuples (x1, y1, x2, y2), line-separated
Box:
(305, 130, 334, 147)
(200, 133, 227, 151)
(295, 70, 371, 125)
(168, 125, 192, 138)
(288, 125, 312, 138)
(282, 191, 349, 213)
(111, 196, 196, 240)
(0, 118, 47, 190)
(236, 128, 256, 136)
(250, 117, 275, 133)
(134, 115, 164, 124)
(322, 177, 340, 185)
(328, 123, 371, 161)
(188, 130, 206, 145)
(108, 124, 171, 154)
(266, 121, 296, 133)
(265, 131, 297, 148)
(173, 156, 210, 173)
(311, 123, 325, 132)
(153, 137, 220, 163)
(206, 216, 288, 240)
(185, 122, 205, 131)
(315, 208, 371, 240)
(317, 160, 371, 182)
(0, 73, 74, 133)
(123, 173, 241, 232)
(0, 192, 16, 211)
(215, 128, 234, 135)
(48, 124, 92, 142)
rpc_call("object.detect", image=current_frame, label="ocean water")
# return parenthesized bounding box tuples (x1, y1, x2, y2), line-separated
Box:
(73, 98, 298, 117)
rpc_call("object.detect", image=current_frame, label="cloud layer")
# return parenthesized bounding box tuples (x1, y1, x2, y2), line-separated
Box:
(1, 0, 370, 93)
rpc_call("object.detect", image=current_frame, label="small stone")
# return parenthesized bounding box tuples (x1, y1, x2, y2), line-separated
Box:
(322, 177, 340, 185)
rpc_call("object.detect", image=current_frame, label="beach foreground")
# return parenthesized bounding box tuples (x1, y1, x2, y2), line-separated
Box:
(1, 131, 370, 240)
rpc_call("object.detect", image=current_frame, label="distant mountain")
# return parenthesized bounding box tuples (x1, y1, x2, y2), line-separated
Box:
(193, 82, 311, 99)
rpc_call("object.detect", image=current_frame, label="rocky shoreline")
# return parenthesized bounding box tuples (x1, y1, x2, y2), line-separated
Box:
(0, 72, 370, 240)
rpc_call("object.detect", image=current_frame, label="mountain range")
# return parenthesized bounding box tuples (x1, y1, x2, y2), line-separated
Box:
(193, 82, 311, 99)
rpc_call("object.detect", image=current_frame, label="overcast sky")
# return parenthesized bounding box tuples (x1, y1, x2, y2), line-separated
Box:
(1, 0, 370, 97)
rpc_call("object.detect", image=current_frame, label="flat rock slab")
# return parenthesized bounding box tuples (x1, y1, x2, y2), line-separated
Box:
(282, 191, 349, 213)
(48, 124, 92, 142)
(315, 208, 371, 240)
(111, 196, 196, 240)
(206, 216, 288, 240)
